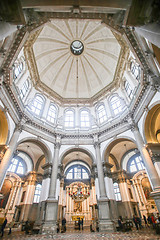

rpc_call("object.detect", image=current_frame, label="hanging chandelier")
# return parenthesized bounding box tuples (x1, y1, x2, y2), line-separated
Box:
(68, 183, 90, 202)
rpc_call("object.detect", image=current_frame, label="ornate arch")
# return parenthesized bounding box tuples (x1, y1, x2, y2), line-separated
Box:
(17, 137, 52, 164)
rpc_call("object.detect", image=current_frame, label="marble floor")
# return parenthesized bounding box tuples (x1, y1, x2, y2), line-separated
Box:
(1, 228, 160, 240)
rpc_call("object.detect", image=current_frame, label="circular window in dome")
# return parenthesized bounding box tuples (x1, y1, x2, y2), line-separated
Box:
(70, 40, 84, 55)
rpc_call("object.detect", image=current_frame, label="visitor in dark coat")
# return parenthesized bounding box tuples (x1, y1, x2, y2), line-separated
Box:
(133, 215, 138, 230)
(1, 217, 7, 237)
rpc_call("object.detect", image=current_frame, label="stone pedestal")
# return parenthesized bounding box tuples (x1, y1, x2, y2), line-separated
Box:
(98, 198, 114, 232)
(42, 199, 58, 234)
(150, 188, 160, 213)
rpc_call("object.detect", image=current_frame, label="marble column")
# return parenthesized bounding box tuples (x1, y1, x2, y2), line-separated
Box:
(131, 123, 160, 212)
(0, 124, 22, 191)
(94, 138, 114, 231)
(22, 172, 37, 222)
(43, 138, 61, 234)
(118, 175, 134, 218)
(57, 178, 64, 232)
(0, 22, 17, 41)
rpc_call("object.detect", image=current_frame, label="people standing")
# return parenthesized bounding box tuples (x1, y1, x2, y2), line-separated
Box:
(8, 218, 15, 235)
(1, 217, 7, 237)
(151, 214, 156, 229)
(147, 215, 152, 226)
(133, 215, 138, 230)
(143, 215, 149, 227)
(156, 213, 160, 223)
(137, 216, 142, 229)
(81, 218, 83, 230)
(78, 218, 80, 230)
(61, 217, 66, 233)
(118, 216, 123, 231)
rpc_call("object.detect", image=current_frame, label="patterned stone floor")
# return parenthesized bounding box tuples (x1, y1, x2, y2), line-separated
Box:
(1, 228, 160, 240)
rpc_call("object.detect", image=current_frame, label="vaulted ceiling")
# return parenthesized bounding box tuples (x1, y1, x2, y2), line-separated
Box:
(27, 19, 121, 100)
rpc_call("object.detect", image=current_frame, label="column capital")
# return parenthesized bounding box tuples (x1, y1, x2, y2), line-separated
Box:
(41, 162, 52, 179)
(15, 122, 23, 132)
(130, 122, 138, 132)
(54, 142, 61, 149)
(149, 75, 160, 92)
(94, 141, 100, 149)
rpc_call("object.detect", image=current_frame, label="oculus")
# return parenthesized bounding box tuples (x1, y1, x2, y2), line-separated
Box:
(70, 40, 84, 55)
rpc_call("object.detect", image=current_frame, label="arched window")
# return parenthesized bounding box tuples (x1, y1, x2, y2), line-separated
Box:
(110, 96, 122, 115)
(8, 156, 26, 175)
(113, 182, 121, 201)
(33, 184, 42, 203)
(14, 62, 23, 79)
(124, 80, 133, 100)
(30, 95, 45, 116)
(66, 165, 89, 180)
(97, 104, 107, 124)
(65, 110, 74, 127)
(47, 104, 57, 123)
(80, 110, 90, 128)
(128, 154, 145, 173)
(130, 62, 141, 80)
(20, 78, 30, 100)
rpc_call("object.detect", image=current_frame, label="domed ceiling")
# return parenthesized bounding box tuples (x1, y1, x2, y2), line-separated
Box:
(30, 19, 121, 100)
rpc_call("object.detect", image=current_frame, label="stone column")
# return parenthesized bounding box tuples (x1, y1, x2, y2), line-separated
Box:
(0, 22, 17, 40)
(35, 163, 52, 226)
(94, 137, 114, 231)
(0, 124, 22, 191)
(118, 172, 134, 218)
(131, 123, 160, 212)
(43, 137, 61, 234)
(135, 23, 160, 49)
(57, 178, 64, 232)
(132, 179, 143, 206)
(20, 172, 37, 222)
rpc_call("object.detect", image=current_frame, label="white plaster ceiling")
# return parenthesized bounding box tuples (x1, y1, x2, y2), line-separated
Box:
(33, 19, 121, 99)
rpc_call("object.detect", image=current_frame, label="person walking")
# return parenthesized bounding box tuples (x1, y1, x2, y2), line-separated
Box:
(1, 217, 7, 237)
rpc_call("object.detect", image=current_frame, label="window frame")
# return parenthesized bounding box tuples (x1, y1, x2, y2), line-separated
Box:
(7, 155, 27, 175)
(30, 94, 45, 117)
(80, 109, 90, 128)
(124, 80, 133, 100)
(20, 77, 30, 100)
(66, 164, 90, 180)
(110, 95, 123, 116)
(64, 109, 75, 128)
(130, 61, 141, 80)
(113, 182, 122, 201)
(47, 104, 57, 124)
(127, 153, 145, 173)
(33, 184, 42, 203)
(96, 104, 107, 124)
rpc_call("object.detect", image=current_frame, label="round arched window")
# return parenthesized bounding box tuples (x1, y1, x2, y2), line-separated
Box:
(66, 165, 89, 180)
(128, 153, 145, 173)
(8, 156, 26, 175)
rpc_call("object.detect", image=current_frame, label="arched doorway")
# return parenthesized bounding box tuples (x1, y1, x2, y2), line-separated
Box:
(58, 156, 98, 231)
